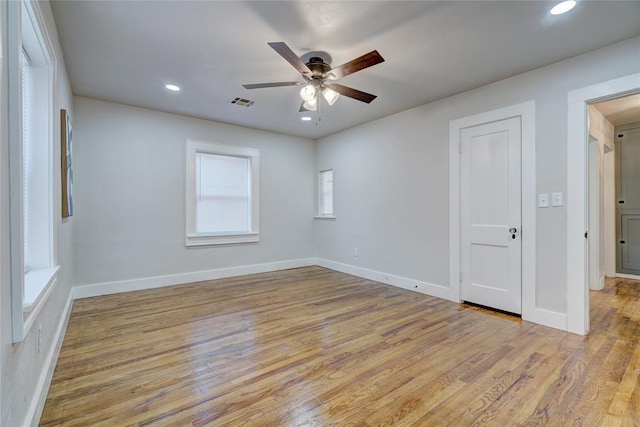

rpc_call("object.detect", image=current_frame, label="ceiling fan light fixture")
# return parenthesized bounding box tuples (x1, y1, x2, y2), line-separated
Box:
(303, 97, 317, 111)
(300, 84, 317, 102)
(322, 87, 340, 106)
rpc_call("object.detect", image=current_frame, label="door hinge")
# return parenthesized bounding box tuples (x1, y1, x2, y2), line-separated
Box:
(459, 271, 462, 283)
(585, 231, 588, 239)
(458, 142, 462, 154)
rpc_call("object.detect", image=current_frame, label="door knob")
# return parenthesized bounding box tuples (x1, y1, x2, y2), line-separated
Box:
(509, 228, 517, 240)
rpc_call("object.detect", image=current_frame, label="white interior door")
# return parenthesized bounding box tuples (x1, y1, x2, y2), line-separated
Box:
(461, 117, 522, 314)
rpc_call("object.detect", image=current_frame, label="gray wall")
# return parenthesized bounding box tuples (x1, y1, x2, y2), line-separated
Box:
(0, 1, 75, 425)
(315, 36, 640, 314)
(72, 97, 316, 286)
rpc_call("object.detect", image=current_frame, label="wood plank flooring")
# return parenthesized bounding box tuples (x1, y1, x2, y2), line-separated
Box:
(40, 267, 640, 426)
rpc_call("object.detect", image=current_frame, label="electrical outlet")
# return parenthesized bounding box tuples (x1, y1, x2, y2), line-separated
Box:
(37, 324, 42, 353)
(353, 248, 359, 257)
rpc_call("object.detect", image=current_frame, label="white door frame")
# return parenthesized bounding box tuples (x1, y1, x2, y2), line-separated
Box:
(449, 101, 538, 323)
(567, 73, 640, 335)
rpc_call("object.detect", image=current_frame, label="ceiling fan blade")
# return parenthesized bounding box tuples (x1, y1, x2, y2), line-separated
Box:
(243, 81, 304, 89)
(327, 83, 377, 104)
(268, 42, 312, 77)
(328, 50, 385, 79)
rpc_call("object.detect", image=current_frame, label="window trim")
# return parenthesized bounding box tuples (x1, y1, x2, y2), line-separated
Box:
(316, 169, 335, 219)
(185, 139, 260, 246)
(8, 0, 59, 342)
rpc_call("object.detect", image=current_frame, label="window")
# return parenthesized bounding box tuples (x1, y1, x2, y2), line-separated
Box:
(186, 140, 260, 246)
(318, 169, 335, 217)
(9, 0, 58, 341)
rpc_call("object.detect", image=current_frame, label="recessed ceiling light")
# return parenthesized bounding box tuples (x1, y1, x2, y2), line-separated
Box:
(165, 84, 180, 91)
(550, 0, 576, 15)
(301, 117, 312, 121)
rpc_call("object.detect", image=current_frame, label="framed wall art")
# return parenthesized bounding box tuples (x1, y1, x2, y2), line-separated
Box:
(61, 109, 73, 218)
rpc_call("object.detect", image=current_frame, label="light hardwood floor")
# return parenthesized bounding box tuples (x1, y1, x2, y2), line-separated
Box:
(41, 267, 639, 426)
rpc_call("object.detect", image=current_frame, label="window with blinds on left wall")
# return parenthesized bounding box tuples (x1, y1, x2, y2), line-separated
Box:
(9, 0, 59, 341)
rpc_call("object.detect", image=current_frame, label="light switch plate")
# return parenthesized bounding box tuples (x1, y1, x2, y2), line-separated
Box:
(552, 192, 563, 207)
(538, 193, 549, 208)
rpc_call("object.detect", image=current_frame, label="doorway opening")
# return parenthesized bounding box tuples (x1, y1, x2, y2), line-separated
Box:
(587, 94, 640, 332)
(589, 95, 640, 287)
(566, 72, 640, 335)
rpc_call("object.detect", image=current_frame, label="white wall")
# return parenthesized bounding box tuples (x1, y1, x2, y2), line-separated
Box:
(72, 97, 316, 287)
(0, 1, 74, 425)
(315, 36, 640, 315)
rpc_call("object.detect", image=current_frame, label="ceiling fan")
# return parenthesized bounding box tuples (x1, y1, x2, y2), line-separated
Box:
(243, 42, 384, 112)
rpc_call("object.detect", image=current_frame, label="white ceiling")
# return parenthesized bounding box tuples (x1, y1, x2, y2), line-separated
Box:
(50, 1, 640, 139)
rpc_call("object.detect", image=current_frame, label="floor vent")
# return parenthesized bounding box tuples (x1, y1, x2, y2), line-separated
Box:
(230, 97, 255, 107)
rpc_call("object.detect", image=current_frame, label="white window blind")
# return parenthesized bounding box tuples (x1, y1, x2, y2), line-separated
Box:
(320, 169, 334, 216)
(186, 139, 259, 246)
(21, 50, 32, 273)
(195, 153, 251, 233)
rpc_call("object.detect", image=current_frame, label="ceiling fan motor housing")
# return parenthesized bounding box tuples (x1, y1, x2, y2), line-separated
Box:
(306, 57, 332, 79)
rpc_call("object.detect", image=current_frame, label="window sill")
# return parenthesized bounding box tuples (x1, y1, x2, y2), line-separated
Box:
(314, 215, 336, 220)
(21, 265, 59, 336)
(186, 232, 259, 246)
(23, 266, 59, 313)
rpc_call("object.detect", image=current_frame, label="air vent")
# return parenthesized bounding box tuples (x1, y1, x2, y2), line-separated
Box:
(230, 97, 255, 107)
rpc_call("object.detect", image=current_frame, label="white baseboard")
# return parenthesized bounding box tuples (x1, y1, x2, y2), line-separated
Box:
(615, 273, 640, 280)
(525, 307, 568, 331)
(314, 258, 451, 300)
(26, 292, 74, 427)
(72, 258, 316, 299)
